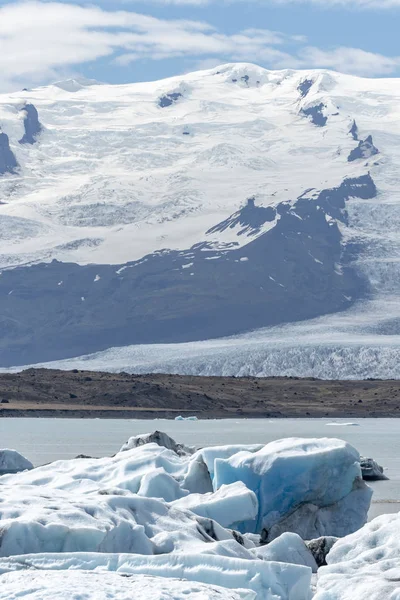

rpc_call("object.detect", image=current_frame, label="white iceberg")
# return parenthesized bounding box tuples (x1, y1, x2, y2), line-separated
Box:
(314, 512, 400, 600)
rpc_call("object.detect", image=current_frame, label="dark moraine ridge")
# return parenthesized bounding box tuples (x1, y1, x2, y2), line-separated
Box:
(0, 370, 400, 419)
(0, 174, 376, 366)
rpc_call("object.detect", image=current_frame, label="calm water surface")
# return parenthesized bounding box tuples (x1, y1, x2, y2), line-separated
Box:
(1, 417, 399, 518)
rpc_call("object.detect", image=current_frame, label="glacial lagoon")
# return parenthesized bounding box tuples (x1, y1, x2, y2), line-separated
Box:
(1, 417, 399, 518)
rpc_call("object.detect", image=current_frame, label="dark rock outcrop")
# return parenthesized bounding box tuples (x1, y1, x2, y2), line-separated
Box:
(301, 103, 327, 127)
(207, 197, 276, 237)
(19, 103, 42, 144)
(348, 135, 379, 162)
(159, 93, 182, 108)
(298, 79, 313, 98)
(0, 131, 18, 175)
(349, 120, 359, 141)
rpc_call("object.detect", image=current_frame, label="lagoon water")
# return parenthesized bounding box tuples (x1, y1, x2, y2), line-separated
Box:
(1, 417, 399, 518)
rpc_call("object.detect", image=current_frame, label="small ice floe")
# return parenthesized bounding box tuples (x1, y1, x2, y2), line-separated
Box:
(175, 415, 198, 421)
(325, 422, 360, 427)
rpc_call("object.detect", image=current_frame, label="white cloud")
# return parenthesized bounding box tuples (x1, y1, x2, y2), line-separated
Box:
(120, 0, 400, 6)
(299, 47, 400, 76)
(0, 0, 399, 92)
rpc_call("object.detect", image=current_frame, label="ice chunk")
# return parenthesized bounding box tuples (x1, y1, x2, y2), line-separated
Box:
(194, 444, 263, 481)
(305, 536, 338, 568)
(213, 437, 372, 538)
(0, 449, 33, 475)
(172, 482, 258, 530)
(181, 454, 213, 494)
(175, 415, 198, 421)
(138, 467, 188, 501)
(253, 532, 318, 573)
(119, 430, 194, 456)
(314, 512, 400, 599)
(360, 457, 388, 480)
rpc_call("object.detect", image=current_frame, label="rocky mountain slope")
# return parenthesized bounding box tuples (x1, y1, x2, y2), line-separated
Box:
(0, 64, 397, 370)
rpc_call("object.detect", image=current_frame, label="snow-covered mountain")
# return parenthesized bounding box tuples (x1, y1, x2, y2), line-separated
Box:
(0, 63, 398, 372)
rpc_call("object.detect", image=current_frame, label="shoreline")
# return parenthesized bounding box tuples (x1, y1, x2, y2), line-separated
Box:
(0, 368, 400, 418)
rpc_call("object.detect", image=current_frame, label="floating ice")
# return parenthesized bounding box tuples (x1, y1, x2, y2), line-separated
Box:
(0, 449, 33, 475)
(0, 433, 374, 599)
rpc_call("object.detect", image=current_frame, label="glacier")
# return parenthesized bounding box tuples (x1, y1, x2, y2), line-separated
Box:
(0, 63, 400, 370)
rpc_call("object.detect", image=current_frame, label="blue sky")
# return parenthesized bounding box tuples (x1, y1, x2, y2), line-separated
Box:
(1, 0, 400, 91)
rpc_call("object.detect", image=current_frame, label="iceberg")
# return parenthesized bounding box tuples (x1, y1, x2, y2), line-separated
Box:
(0, 433, 375, 600)
(213, 437, 372, 539)
(0, 449, 33, 475)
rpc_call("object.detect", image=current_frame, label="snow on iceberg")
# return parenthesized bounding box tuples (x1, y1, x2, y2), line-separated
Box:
(0, 571, 251, 600)
(314, 512, 400, 600)
(213, 437, 372, 539)
(0, 449, 33, 475)
(0, 552, 313, 600)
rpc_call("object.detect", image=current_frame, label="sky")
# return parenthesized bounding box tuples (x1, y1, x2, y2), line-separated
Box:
(1, 0, 400, 92)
